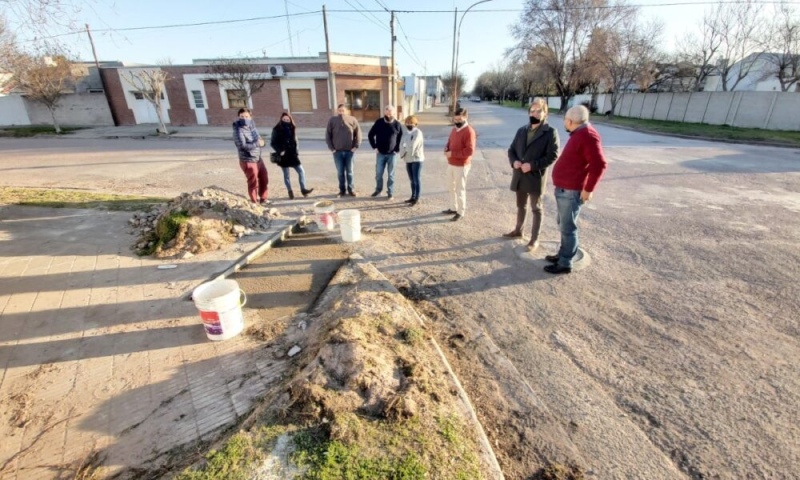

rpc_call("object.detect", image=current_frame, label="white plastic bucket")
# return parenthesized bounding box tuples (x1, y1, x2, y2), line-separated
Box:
(339, 209, 361, 242)
(313, 200, 336, 231)
(192, 279, 247, 341)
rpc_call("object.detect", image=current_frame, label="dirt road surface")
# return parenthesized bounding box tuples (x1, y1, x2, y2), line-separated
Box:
(1, 104, 798, 478)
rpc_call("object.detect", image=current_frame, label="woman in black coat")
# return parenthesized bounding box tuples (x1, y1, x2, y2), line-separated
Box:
(503, 98, 560, 251)
(270, 112, 313, 199)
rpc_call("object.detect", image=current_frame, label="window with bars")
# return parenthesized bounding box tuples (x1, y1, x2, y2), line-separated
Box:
(287, 88, 313, 113)
(226, 89, 247, 108)
(191, 90, 204, 108)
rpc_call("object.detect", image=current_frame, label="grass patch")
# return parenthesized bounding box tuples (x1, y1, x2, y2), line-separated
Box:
(290, 412, 479, 480)
(592, 116, 800, 146)
(139, 209, 190, 256)
(175, 431, 264, 480)
(0, 187, 167, 211)
(401, 327, 423, 346)
(500, 100, 530, 110)
(0, 125, 84, 137)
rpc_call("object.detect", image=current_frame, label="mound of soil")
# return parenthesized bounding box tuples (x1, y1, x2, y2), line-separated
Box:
(129, 186, 283, 258)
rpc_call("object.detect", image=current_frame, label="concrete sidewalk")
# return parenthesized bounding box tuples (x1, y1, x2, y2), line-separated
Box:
(0, 205, 295, 478)
(61, 105, 453, 142)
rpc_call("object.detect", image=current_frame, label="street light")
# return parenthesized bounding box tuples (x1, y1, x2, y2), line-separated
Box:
(450, 0, 494, 114)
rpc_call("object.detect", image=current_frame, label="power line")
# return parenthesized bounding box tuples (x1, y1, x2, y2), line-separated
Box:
(395, 17, 425, 70)
(342, 0, 389, 32)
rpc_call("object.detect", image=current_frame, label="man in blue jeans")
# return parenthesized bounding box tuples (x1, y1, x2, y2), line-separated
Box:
(326, 104, 362, 197)
(368, 105, 403, 200)
(545, 105, 608, 274)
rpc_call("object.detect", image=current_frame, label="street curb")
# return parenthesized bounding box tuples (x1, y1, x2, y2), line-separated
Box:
(587, 118, 800, 150)
(346, 254, 506, 480)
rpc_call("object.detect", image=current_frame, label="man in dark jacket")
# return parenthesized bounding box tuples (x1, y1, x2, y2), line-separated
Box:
(504, 98, 560, 251)
(367, 105, 403, 200)
(545, 105, 608, 275)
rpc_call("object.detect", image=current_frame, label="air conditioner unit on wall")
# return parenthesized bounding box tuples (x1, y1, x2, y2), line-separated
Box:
(269, 65, 285, 77)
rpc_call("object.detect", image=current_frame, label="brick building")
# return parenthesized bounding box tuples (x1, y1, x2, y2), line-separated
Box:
(99, 52, 398, 129)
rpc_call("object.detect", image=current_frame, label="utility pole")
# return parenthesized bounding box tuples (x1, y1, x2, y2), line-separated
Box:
(284, 0, 294, 56)
(390, 10, 396, 107)
(450, 8, 457, 115)
(323, 5, 335, 113)
(85, 24, 100, 70)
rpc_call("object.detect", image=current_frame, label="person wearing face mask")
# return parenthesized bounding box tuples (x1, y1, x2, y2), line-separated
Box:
(270, 112, 314, 200)
(399, 115, 424, 206)
(232, 107, 270, 205)
(326, 104, 362, 197)
(368, 105, 403, 200)
(545, 105, 608, 275)
(503, 97, 560, 252)
(442, 107, 476, 221)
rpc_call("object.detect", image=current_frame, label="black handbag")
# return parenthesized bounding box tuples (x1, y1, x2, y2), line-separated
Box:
(269, 152, 280, 164)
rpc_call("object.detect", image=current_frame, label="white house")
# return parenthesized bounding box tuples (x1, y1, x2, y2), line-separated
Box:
(705, 53, 800, 92)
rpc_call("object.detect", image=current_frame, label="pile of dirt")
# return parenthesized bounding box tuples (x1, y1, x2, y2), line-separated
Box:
(176, 257, 501, 479)
(129, 186, 283, 258)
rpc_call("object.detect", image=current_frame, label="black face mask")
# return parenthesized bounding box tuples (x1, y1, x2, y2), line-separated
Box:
(454, 121, 465, 128)
(529, 116, 541, 125)
(384, 115, 392, 121)
(406, 125, 414, 131)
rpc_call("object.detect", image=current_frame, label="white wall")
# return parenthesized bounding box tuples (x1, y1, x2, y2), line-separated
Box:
(0, 95, 32, 126)
(25, 94, 113, 126)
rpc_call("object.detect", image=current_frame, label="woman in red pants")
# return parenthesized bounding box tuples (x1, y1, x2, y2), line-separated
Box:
(232, 107, 270, 205)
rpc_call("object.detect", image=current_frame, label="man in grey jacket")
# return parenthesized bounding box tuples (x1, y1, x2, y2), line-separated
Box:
(326, 104, 362, 197)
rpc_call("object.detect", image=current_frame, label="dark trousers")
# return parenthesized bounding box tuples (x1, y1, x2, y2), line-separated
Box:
(514, 190, 543, 242)
(239, 160, 269, 202)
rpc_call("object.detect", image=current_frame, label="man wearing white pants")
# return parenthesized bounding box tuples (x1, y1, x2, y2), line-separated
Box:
(442, 107, 476, 222)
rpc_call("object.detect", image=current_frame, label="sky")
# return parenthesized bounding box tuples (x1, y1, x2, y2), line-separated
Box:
(6, 0, 711, 89)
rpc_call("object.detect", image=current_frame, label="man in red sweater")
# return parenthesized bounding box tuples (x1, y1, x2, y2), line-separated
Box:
(545, 105, 608, 274)
(442, 107, 477, 222)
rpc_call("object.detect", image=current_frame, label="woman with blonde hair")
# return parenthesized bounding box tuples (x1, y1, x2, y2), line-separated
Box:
(399, 114, 425, 206)
(503, 98, 560, 251)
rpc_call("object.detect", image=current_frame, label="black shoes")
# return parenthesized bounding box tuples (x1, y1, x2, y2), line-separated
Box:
(544, 264, 571, 275)
(348, 191, 357, 197)
(503, 230, 522, 238)
(404, 198, 414, 203)
(301, 188, 314, 197)
(337, 192, 345, 198)
(409, 199, 419, 206)
(442, 209, 457, 214)
(288, 191, 295, 200)
(544, 254, 559, 263)
(450, 213, 463, 222)
(387, 194, 393, 200)
(371, 191, 380, 197)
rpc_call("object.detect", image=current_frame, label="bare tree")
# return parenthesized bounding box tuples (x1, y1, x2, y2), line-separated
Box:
(9, 52, 74, 132)
(512, 0, 632, 111)
(0, 0, 84, 29)
(490, 62, 518, 102)
(760, 2, 800, 92)
(123, 69, 170, 135)
(441, 71, 468, 100)
(473, 71, 497, 100)
(206, 58, 267, 109)
(715, 0, 767, 91)
(676, 6, 726, 92)
(587, 15, 663, 115)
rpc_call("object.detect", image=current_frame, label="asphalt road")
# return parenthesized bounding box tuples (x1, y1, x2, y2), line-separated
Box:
(1, 105, 798, 478)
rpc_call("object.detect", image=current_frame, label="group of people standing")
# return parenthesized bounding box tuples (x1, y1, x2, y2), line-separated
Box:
(232, 98, 606, 275)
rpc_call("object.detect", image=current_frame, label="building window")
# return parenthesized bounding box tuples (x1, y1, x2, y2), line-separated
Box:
(132, 91, 144, 100)
(344, 90, 381, 121)
(226, 89, 247, 108)
(191, 90, 205, 108)
(287, 88, 313, 113)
